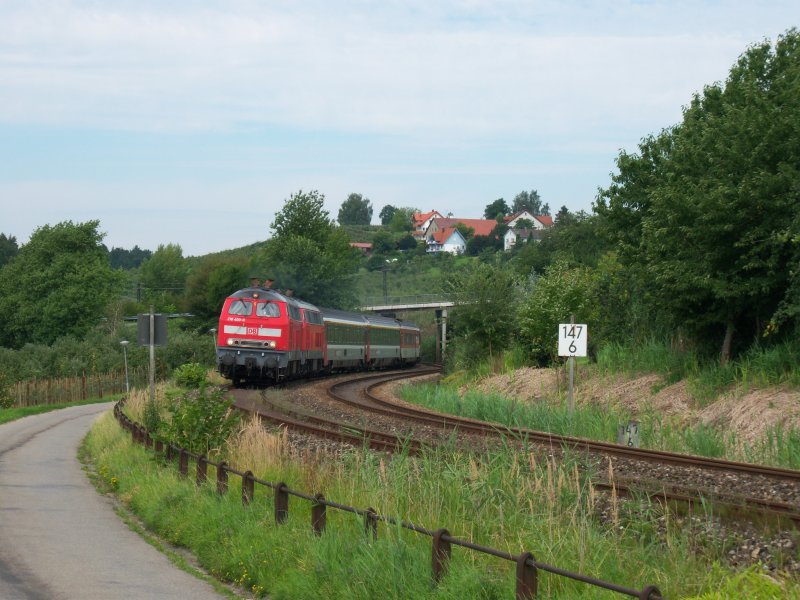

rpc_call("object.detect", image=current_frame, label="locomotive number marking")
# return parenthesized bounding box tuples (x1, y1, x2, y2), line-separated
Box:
(247, 327, 258, 335)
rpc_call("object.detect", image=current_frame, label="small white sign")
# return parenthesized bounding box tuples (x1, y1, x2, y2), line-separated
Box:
(558, 324, 587, 357)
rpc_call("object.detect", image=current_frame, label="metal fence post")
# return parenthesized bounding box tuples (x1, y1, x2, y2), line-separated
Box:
(516, 551, 537, 599)
(432, 528, 451, 584)
(196, 456, 208, 485)
(364, 507, 378, 541)
(312, 494, 326, 536)
(275, 482, 289, 524)
(217, 461, 228, 495)
(179, 449, 189, 477)
(242, 470, 255, 506)
(640, 585, 663, 600)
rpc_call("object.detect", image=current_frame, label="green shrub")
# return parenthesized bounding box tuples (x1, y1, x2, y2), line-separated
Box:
(172, 362, 208, 389)
(162, 386, 239, 455)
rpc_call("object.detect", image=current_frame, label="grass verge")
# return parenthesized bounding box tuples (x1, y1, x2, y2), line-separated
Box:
(0, 395, 121, 425)
(83, 408, 800, 599)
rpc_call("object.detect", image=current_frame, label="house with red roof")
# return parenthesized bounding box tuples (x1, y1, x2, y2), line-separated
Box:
(424, 217, 497, 241)
(504, 210, 554, 230)
(411, 210, 443, 237)
(426, 227, 466, 254)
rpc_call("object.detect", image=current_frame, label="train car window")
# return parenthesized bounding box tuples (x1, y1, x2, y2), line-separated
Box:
(287, 305, 301, 321)
(228, 300, 252, 316)
(256, 302, 280, 317)
(305, 311, 322, 325)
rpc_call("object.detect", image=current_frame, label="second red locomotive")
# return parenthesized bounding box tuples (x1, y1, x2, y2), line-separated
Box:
(216, 286, 421, 385)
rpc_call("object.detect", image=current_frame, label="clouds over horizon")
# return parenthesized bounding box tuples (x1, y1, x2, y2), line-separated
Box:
(2, 1, 791, 137)
(0, 1, 796, 254)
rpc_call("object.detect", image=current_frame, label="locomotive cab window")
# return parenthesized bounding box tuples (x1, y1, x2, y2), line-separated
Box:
(228, 300, 252, 316)
(287, 304, 301, 321)
(256, 302, 280, 317)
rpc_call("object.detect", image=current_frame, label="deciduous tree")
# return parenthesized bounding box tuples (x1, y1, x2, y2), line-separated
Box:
(0, 221, 123, 348)
(484, 198, 510, 220)
(338, 193, 373, 225)
(262, 190, 359, 308)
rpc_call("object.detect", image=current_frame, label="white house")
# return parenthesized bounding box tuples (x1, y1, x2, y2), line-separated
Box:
(426, 227, 466, 254)
(505, 210, 554, 230)
(504, 228, 544, 251)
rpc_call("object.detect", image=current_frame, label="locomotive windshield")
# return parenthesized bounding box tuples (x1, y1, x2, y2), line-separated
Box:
(256, 302, 280, 317)
(228, 300, 252, 316)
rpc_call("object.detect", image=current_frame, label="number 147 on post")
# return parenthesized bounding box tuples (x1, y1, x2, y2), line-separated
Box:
(558, 324, 587, 357)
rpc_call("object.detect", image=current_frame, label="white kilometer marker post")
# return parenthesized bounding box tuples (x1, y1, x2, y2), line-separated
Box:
(558, 316, 587, 414)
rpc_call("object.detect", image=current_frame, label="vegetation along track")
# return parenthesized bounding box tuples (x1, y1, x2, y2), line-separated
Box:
(231, 365, 800, 526)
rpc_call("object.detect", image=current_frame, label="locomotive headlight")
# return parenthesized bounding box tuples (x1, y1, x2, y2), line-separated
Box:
(227, 339, 236, 346)
(267, 340, 276, 348)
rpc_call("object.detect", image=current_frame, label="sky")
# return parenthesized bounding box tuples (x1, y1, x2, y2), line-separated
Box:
(0, 1, 796, 256)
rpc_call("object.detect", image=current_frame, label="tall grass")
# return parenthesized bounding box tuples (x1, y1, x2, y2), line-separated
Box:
(84, 410, 797, 599)
(596, 338, 800, 403)
(400, 383, 800, 469)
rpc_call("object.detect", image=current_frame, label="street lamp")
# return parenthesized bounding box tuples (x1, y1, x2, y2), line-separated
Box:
(120, 340, 130, 394)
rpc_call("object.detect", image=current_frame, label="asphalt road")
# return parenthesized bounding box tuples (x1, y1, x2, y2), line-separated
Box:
(0, 403, 228, 600)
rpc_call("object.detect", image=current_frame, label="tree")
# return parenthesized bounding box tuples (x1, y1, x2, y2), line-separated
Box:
(109, 245, 152, 270)
(443, 260, 520, 365)
(184, 256, 249, 327)
(371, 230, 395, 255)
(261, 190, 360, 308)
(397, 234, 418, 251)
(518, 261, 597, 365)
(484, 198, 510, 220)
(595, 29, 800, 363)
(0, 233, 18, 268)
(389, 207, 416, 233)
(512, 190, 550, 215)
(338, 193, 373, 225)
(379, 205, 398, 226)
(271, 189, 333, 243)
(454, 222, 475, 240)
(0, 221, 124, 348)
(139, 243, 188, 308)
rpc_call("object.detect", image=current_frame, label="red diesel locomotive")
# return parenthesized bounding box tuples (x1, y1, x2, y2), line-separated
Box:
(216, 286, 421, 385)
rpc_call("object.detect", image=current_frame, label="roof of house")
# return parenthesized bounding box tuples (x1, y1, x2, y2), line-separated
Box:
(349, 242, 373, 249)
(430, 227, 465, 245)
(430, 218, 497, 237)
(504, 210, 534, 223)
(412, 210, 442, 227)
(504, 211, 554, 227)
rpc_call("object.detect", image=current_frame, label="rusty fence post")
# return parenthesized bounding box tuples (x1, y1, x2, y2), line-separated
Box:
(364, 507, 378, 541)
(196, 456, 208, 485)
(179, 449, 189, 478)
(312, 494, 326, 536)
(516, 551, 537, 599)
(155, 440, 164, 453)
(432, 528, 451, 584)
(275, 482, 289, 524)
(217, 462, 228, 495)
(165, 444, 173, 462)
(242, 470, 255, 506)
(144, 429, 153, 450)
(640, 585, 663, 600)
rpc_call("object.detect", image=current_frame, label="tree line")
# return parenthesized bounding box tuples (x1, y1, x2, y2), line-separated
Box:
(0, 30, 797, 384)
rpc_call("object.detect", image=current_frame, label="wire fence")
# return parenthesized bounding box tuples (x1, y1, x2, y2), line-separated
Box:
(114, 399, 664, 600)
(10, 368, 149, 407)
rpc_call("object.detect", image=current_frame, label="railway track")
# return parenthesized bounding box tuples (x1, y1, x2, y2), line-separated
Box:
(232, 365, 800, 525)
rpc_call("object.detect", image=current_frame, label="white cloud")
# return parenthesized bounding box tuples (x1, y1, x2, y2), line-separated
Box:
(0, 1, 792, 139)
